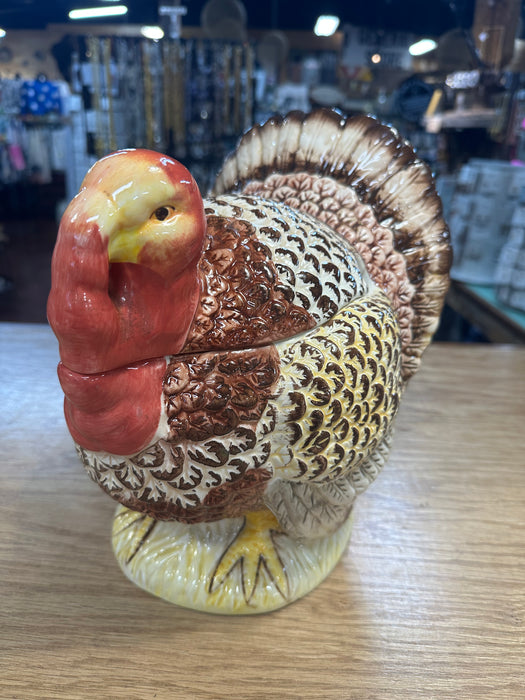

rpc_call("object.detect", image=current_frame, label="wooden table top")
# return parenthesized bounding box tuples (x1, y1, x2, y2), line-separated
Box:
(2, 323, 524, 699)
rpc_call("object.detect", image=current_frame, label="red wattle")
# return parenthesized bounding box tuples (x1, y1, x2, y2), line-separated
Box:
(58, 357, 167, 455)
(49, 254, 201, 375)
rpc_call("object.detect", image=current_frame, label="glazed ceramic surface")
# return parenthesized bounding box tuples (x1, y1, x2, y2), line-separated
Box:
(48, 109, 451, 613)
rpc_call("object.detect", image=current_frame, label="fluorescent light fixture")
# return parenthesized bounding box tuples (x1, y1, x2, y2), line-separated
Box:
(314, 15, 340, 37)
(0, 28, 6, 38)
(409, 38, 437, 56)
(69, 5, 128, 20)
(140, 25, 164, 40)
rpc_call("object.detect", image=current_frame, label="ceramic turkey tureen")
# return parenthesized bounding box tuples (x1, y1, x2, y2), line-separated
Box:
(48, 109, 451, 613)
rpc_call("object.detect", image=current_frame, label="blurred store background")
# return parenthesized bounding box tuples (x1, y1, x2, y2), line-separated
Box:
(0, 0, 524, 343)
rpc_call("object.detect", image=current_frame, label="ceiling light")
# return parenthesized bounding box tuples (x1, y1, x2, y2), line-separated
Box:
(140, 26, 164, 40)
(69, 5, 128, 20)
(409, 38, 438, 56)
(0, 28, 6, 38)
(314, 15, 340, 37)
(371, 53, 381, 64)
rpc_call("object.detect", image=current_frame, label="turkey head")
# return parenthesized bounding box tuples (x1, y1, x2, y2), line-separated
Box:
(48, 150, 206, 455)
(48, 149, 206, 375)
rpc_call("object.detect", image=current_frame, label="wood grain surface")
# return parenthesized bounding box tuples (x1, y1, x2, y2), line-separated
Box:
(1, 323, 524, 699)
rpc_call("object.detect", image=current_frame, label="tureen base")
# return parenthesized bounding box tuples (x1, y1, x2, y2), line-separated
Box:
(112, 505, 353, 614)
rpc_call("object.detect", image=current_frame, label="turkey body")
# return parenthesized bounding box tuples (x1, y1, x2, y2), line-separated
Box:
(77, 195, 402, 537)
(49, 108, 451, 550)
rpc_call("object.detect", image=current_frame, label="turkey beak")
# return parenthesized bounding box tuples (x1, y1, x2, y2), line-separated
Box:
(107, 225, 143, 264)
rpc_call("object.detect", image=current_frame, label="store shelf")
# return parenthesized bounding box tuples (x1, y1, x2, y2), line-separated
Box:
(447, 279, 525, 343)
(424, 108, 498, 133)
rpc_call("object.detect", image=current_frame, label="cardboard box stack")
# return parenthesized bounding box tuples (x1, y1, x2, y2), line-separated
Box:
(495, 198, 525, 312)
(447, 159, 525, 284)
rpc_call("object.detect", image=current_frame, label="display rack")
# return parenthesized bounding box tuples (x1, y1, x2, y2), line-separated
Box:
(447, 280, 525, 343)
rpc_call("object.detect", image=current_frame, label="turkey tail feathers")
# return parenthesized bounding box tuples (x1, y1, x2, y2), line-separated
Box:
(213, 108, 452, 381)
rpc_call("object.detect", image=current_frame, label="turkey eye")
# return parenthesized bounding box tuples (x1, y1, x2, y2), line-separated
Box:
(152, 206, 171, 221)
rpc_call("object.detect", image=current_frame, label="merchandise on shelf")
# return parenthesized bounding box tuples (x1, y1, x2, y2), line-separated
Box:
(446, 158, 525, 285)
(495, 198, 525, 312)
(0, 77, 71, 217)
(71, 36, 256, 193)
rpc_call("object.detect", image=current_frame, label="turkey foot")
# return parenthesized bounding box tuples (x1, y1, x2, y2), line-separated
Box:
(112, 509, 157, 565)
(209, 509, 289, 605)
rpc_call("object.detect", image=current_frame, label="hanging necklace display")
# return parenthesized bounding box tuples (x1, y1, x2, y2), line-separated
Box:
(76, 39, 96, 157)
(211, 43, 225, 144)
(233, 45, 242, 135)
(141, 41, 155, 150)
(133, 39, 147, 149)
(162, 40, 172, 152)
(115, 38, 130, 149)
(244, 44, 254, 132)
(187, 40, 201, 160)
(70, 35, 261, 178)
(223, 44, 232, 135)
(190, 40, 211, 161)
(115, 37, 145, 149)
(87, 36, 105, 157)
(174, 41, 186, 157)
(145, 39, 163, 151)
(183, 39, 194, 159)
(101, 38, 117, 152)
(168, 40, 186, 158)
